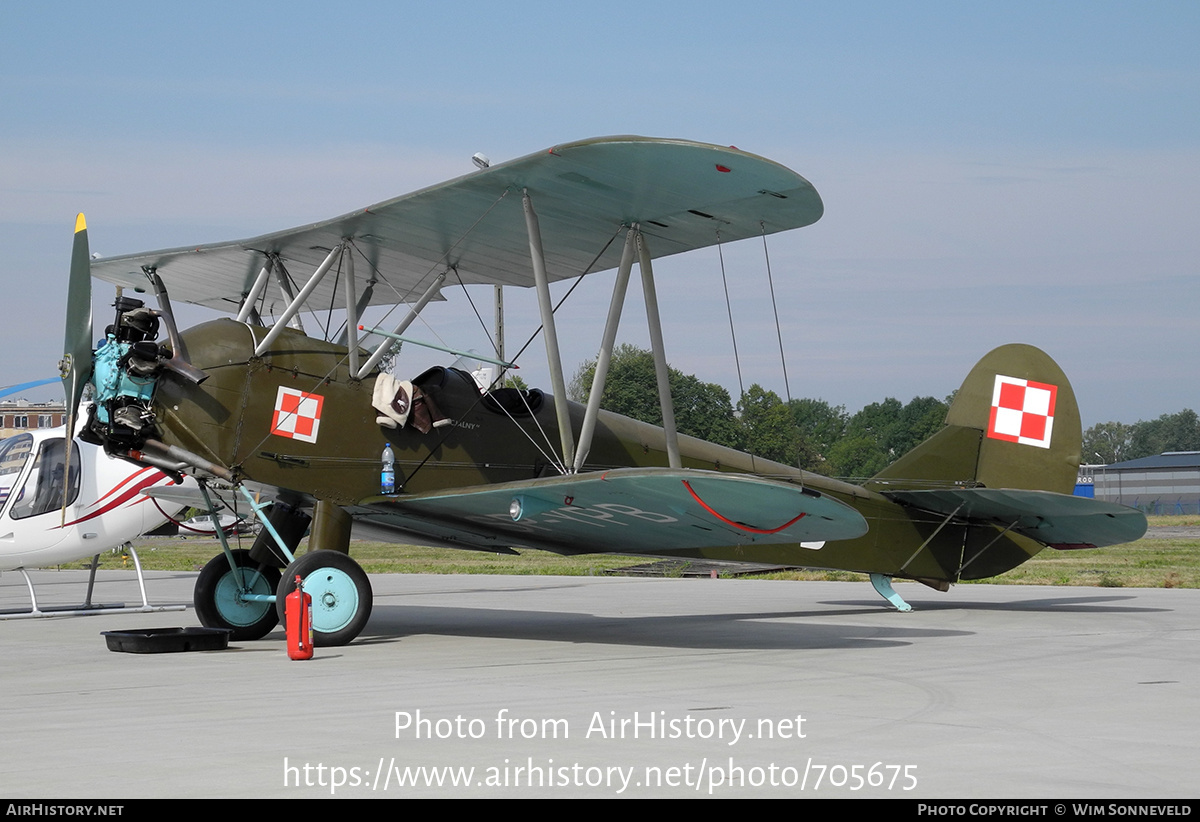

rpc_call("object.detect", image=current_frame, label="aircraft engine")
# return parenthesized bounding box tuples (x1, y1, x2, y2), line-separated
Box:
(82, 296, 166, 451)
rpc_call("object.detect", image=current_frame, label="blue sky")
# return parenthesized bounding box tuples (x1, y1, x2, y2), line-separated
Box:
(2, 1, 1196, 426)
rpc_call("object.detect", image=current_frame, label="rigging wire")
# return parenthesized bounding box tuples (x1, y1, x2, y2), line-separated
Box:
(401, 226, 624, 486)
(715, 230, 746, 404)
(761, 222, 792, 404)
(235, 198, 618, 480)
(236, 191, 513, 468)
(505, 224, 622, 368)
(244, 253, 277, 326)
(323, 250, 344, 341)
(716, 230, 754, 473)
(345, 189, 515, 359)
(451, 265, 504, 361)
(273, 259, 330, 339)
(397, 226, 624, 486)
(486, 389, 567, 475)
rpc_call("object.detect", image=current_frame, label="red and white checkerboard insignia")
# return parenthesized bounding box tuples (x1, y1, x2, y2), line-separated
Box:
(271, 387, 324, 444)
(987, 375, 1057, 449)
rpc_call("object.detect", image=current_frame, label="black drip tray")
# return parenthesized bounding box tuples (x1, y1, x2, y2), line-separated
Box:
(102, 627, 232, 653)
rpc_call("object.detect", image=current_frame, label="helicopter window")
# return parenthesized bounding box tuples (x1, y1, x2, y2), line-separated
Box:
(9, 438, 81, 520)
(0, 433, 34, 514)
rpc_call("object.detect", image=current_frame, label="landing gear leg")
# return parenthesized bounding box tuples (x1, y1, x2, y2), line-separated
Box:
(870, 573, 913, 612)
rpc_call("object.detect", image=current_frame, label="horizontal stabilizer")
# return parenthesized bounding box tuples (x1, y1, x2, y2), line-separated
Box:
(355, 467, 867, 556)
(882, 488, 1147, 549)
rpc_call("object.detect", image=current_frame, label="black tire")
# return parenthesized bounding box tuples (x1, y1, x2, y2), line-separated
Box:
(194, 550, 281, 641)
(276, 551, 372, 647)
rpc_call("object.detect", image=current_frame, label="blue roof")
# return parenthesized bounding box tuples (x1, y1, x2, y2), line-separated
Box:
(1103, 452, 1200, 470)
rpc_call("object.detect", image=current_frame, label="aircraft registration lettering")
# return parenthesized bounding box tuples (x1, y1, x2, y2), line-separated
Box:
(538, 506, 630, 528)
(467, 504, 678, 533)
(271, 386, 325, 445)
(987, 375, 1056, 449)
(467, 513, 557, 534)
(592, 503, 677, 523)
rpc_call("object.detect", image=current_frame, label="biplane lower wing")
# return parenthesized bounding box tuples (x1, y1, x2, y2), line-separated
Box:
(881, 488, 1147, 549)
(350, 467, 868, 556)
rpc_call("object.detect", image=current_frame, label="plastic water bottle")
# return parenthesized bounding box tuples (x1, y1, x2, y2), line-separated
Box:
(381, 443, 396, 494)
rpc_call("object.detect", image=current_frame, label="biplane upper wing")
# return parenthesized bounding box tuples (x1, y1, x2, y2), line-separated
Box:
(347, 467, 866, 556)
(89, 136, 823, 314)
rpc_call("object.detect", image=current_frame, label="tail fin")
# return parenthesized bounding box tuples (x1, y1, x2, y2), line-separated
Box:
(867, 344, 1080, 494)
(862, 345, 1143, 581)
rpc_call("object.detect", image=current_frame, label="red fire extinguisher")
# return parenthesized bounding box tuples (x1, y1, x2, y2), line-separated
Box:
(285, 574, 313, 660)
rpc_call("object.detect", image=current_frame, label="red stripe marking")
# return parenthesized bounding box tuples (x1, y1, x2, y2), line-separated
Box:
(681, 480, 807, 535)
(61, 471, 171, 528)
(89, 466, 157, 509)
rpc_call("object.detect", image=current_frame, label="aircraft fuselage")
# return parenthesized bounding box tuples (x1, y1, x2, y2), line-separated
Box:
(142, 319, 1046, 585)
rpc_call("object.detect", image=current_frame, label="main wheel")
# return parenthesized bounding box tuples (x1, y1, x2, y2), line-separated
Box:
(194, 550, 281, 641)
(276, 551, 372, 647)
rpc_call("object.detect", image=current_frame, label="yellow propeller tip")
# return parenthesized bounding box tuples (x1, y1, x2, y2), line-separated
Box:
(74, 213, 87, 233)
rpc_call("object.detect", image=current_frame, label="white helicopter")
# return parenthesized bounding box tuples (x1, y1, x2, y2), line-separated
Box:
(0, 381, 189, 618)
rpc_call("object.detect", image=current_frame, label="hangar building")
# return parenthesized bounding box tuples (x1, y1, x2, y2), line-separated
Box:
(1093, 451, 1200, 515)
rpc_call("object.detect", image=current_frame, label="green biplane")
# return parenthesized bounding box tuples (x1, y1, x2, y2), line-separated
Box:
(62, 136, 1146, 646)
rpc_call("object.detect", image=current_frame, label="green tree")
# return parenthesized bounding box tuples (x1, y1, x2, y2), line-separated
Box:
(827, 433, 890, 479)
(569, 344, 740, 449)
(1083, 421, 1135, 464)
(567, 347, 954, 477)
(569, 344, 661, 421)
(1129, 409, 1200, 459)
(1084, 410, 1198, 464)
(672, 372, 742, 449)
(787, 397, 847, 474)
(738, 385, 807, 466)
(827, 395, 948, 479)
(789, 398, 847, 452)
(892, 396, 949, 456)
(837, 397, 903, 476)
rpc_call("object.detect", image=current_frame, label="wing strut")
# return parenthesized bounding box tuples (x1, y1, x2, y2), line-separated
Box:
(273, 260, 305, 333)
(342, 248, 359, 375)
(254, 244, 345, 356)
(522, 190, 575, 470)
(493, 285, 505, 372)
(638, 231, 681, 468)
(573, 226, 638, 471)
(355, 271, 447, 379)
(571, 227, 682, 471)
(236, 258, 274, 324)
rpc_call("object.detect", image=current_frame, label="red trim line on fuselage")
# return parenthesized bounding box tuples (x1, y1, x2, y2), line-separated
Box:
(681, 479, 808, 535)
